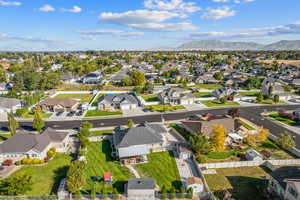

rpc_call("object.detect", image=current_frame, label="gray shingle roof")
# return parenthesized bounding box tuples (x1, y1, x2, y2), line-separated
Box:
(99, 94, 138, 106)
(127, 178, 155, 190)
(114, 123, 166, 148)
(0, 97, 21, 109)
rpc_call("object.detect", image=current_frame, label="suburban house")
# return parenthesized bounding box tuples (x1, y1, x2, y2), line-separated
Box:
(113, 122, 168, 165)
(0, 127, 70, 163)
(60, 74, 80, 84)
(195, 74, 219, 84)
(39, 98, 79, 112)
(0, 97, 22, 114)
(262, 78, 291, 100)
(82, 70, 103, 84)
(212, 87, 237, 100)
(98, 94, 139, 111)
(127, 178, 155, 200)
(157, 88, 195, 105)
(181, 114, 235, 137)
(268, 166, 300, 200)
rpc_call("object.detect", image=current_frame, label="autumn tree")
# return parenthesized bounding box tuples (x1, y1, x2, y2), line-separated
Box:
(258, 127, 270, 142)
(211, 125, 226, 151)
(131, 70, 146, 86)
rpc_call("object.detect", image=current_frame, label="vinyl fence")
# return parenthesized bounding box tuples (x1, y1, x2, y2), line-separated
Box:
(198, 159, 300, 169)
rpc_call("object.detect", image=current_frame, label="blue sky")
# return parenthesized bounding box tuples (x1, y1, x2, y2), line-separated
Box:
(0, 0, 300, 51)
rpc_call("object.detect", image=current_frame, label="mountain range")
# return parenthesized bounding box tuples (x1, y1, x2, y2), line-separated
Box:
(151, 40, 300, 51)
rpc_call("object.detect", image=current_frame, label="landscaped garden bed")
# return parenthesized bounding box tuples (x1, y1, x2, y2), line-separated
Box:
(145, 105, 185, 112)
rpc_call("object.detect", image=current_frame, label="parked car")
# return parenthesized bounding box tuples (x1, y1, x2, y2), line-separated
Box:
(56, 111, 63, 116)
(2, 159, 13, 166)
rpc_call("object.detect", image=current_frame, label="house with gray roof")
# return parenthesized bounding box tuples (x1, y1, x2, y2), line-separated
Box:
(113, 122, 168, 165)
(98, 94, 139, 111)
(127, 178, 155, 200)
(158, 88, 195, 105)
(262, 77, 291, 100)
(82, 70, 104, 84)
(0, 127, 70, 163)
(0, 97, 22, 114)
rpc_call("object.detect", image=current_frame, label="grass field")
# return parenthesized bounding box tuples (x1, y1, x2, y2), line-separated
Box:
(141, 94, 159, 102)
(193, 92, 212, 98)
(85, 110, 122, 117)
(195, 83, 223, 90)
(21, 111, 52, 119)
(204, 167, 269, 200)
(201, 100, 240, 107)
(89, 130, 113, 137)
(269, 113, 300, 126)
(134, 151, 181, 191)
(9, 154, 72, 195)
(145, 105, 185, 112)
(54, 93, 94, 103)
(82, 141, 132, 193)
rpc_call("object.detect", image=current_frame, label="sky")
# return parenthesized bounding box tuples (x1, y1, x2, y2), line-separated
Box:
(0, 0, 300, 51)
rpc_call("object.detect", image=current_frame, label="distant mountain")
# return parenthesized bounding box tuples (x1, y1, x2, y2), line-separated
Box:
(172, 40, 300, 51)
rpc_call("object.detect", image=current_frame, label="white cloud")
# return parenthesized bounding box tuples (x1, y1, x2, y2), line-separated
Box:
(144, 0, 200, 13)
(234, 0, 255, 3)
(77, 29, 145, 37)
(0, 0, 21, 6)
(212, 0, 230, 2)
(99, 9, 196, 31)
(80, 36, 96, 41)
(202, 6, 235, 20)
(62, 5, 82, 13)
(39, 4, 55, 12)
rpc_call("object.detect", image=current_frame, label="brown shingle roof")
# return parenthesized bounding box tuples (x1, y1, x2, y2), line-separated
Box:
(39, 98, 78, 108)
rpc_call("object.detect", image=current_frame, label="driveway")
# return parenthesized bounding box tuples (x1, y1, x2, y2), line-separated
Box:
(122, 107, 148, 117)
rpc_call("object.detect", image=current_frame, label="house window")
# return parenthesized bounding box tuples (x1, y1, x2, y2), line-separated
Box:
(288, 186, 298, 199)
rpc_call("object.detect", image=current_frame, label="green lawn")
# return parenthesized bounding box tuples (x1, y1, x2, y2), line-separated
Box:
(85, 110, 122, 117)
(204, 167, 268, 200)
(9, 154, 72, 195)
(82, 141, 132, 193)
(169, 123, 190, 141)
(54, 93, 94, 103)
(89, 130, 113, 137)
(193, 92, 212, 98)
(134, 151, 181, 191)
(256, 99, 286, 105)
(0, 133, 11, 141)
(195, 83, 223, 90)
(141, 94, 159, 102)
(269, 113, 300, 126)
(21, 111, 52, 119)
(201, 100, 240, 107)
(239, 91, 259, 97)
(145, 105, 185, 112)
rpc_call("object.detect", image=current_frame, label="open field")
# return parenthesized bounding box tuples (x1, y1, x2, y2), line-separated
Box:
(261, 60, 300, 67)
(82, 141, 132, 193)
(9, 154, 72, 195)
(134, 151, 181, 191)
(204, 167, 269, 200)
(201, 100, 240, 107)
(54, 93, 94, 103)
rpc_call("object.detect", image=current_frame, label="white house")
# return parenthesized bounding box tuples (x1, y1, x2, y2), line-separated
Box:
(157, 88, 195, 105)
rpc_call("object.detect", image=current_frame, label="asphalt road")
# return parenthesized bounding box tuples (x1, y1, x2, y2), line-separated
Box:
(2, 104, 300, 147)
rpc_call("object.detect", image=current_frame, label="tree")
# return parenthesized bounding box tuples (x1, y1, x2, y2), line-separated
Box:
(127, 119, 134, 128)
(7, 112, 19, 136)
(131, 70, 146, 86)
(258, 127, 269, 142)
(0, 174, 33, 195)
(273, 94, 280, 104)
(67, 161, 86, 194)
(189, 134, 212, 155)
(256, 92, 263, 103)
(219, 97, 227, 104)
(211, 125, 226, 151)
(244, 76, 261, 89)
(32, 107, 45, 133)
(213, 72, 223, 81)
(277, 132, 295, 150)
(228, 108, 240, 118)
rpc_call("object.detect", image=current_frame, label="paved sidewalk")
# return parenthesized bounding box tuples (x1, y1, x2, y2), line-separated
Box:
(125, 165, 140, 178)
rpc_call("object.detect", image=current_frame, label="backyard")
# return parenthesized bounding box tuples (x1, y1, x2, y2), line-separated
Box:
(141, 94, 159, 102)
(54, 93, 95, 103)
(204, 167, 269, 200)
(201, 100, 240, 107)
(145, 105, 185, 112)
(9, 153, 72, 195)
(82, 141, 132, 193)
(84, 110, 122, 117)
(134, 151, 181, 191)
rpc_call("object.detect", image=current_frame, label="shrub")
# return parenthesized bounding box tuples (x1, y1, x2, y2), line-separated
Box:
(47, 148, 56, 159)
(20, 158, 44, 165)
(2, 159, 13, 166)
(196, 155, 208, 163)
(15, 107, 28, 117)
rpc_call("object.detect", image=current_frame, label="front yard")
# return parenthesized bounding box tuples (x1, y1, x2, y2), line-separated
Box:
(204, 167, 269, 200)
(54, 93, 95, 103)
(84, 110, 122, 117)
(195, 83, 223, 90)
(21, 111, 52, 119)
(134, 151, 181, 191)
(268, 112, 300, 126)
(193, 92, 212, 98)
(145, 105, 185, 112)
(82, 141, 133, 193)
(9, 153, 72, 195)
(201, 100, 240, 107)
(89, 130, 113, 137)
(141, 94, 159, 102)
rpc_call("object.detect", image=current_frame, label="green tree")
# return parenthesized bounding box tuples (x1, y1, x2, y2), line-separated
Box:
(213, 72, 223, 81)
(277, 132, 295, 150)
(189, 134, 212, 155)
(273, 94, 280, 104)
(67, 161, 86, 194)
(256, 92, 263, 103)
(7, 112, 19, 136)
(32, 107, 45, 133)
(131, 70, 146, 86)
(127, 119, 134, 128)
(0, 174, 33, 195)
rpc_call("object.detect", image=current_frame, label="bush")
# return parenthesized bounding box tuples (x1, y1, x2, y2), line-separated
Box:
(2, 159, 13, 166)
(196, 155, 208, 163)
(47, 148, 56, 159)
(20, 158, 44, 165)
(15, 160, 21, 165)
(15, 107, 28, 117)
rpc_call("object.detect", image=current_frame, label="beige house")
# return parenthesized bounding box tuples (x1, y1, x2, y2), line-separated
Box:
(39, 98, 79, 112)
